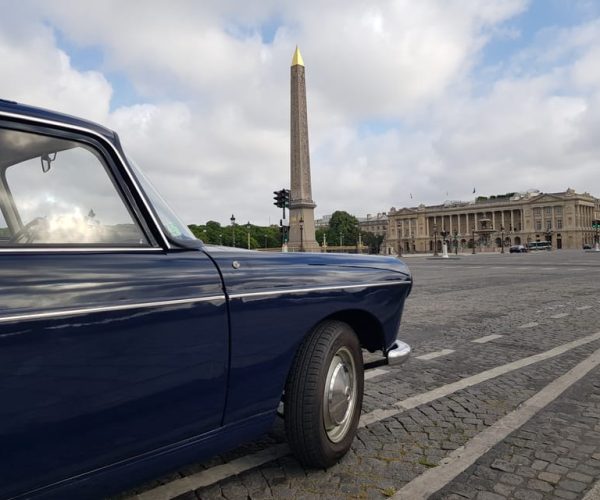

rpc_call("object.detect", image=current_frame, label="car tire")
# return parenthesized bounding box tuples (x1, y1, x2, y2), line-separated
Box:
(284, 320, 364, 468)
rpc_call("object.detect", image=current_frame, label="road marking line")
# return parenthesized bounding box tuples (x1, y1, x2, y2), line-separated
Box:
(472, 334, 504, 344)
(519, 322, 539, 329)
(360, 330, 600, 426)
(550, 313, 569, 319)
(135, 444, 290, 500)
(577, 306, 592, 311)
(392, 345, 600, 499)
(415, 349, 455, 360)
(583, 478, 600, 499)
(135, 331, 600, 499)
(365, 368, 389, 380)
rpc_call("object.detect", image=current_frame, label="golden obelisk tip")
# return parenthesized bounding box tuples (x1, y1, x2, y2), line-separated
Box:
(292, 46, 304, 67)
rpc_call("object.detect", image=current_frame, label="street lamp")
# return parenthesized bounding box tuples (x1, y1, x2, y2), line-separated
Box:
(433, 224, 438, 256)
(264, 234, 268, 249)
(471, 226, 476, 254)
(339, 232, 343, 249)
(299, 216, 305, 252)
(500, 225, 505, 254)
(246, 221, 251, 249)
(453, 229, 458, 255)
(230, 214, 236, 247)
(219, 233, 223, 245)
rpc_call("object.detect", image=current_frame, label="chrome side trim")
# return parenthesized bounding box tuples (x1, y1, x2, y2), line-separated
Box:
(0, 295, 225, 324)
(0, 110, 171, 249)
(0, 247, 163, 253)
(228, 280, 411, 300)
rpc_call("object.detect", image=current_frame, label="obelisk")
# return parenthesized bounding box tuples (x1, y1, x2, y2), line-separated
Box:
(288, 46, 318, 252)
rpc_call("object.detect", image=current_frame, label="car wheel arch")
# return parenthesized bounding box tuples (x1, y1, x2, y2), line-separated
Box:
(305, 309, 385, 353)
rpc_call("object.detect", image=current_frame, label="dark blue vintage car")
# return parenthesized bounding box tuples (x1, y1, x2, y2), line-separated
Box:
(0, 99, 412, 499)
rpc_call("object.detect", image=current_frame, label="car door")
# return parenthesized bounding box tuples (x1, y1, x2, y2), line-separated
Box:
(0, 122, 229, 498)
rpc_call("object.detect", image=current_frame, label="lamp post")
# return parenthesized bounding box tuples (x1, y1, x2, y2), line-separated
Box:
(339, 232, 343, 249)
(500, 225, 505, 253)
(472, 226, 476, 254)
(433, 224, 438, 256)
(453, 229, 458, 255)
(246, 222, 251, 249)
(219, 233, 222, 245)
(230, 214, 236, 247)
(264, 234, 268, 249)
(299, 216, 305, 252)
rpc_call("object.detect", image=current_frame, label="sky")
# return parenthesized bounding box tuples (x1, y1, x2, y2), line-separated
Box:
(1, 0, 599, 226)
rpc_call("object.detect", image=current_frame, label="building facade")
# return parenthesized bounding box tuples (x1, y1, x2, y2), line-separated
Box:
(357, 213, 388, 237)
(374, 189, 599, 254)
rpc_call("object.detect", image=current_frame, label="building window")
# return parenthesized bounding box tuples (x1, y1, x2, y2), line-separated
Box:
(556, 218, 563, 229)
(546, 220, 552, 231)
(535, 220, 542, 231)
(555, 206, 563, 216)
(533, 207, 541, 217)
(544, 207, 552, 217)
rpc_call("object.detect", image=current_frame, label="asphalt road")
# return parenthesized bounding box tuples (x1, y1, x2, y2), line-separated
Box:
(120, 249, 600, 500)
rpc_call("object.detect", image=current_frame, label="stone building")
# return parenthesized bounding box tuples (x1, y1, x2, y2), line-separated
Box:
(375, 189, 599, 254)
(358, 213, 388, 238)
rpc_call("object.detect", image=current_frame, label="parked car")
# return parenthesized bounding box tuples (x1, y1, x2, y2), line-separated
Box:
(583, 244, 592, 249)
(0, 99, 412, 499)
(509, 244, 527, 253)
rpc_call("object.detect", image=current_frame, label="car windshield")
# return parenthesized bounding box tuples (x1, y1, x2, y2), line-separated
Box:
(126, 157, 197, 243)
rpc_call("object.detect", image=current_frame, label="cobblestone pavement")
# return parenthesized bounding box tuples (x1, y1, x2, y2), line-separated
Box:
(119, 250, 600, 500)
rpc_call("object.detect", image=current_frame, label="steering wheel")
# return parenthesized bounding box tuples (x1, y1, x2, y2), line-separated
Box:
(9, 217, 47, 244)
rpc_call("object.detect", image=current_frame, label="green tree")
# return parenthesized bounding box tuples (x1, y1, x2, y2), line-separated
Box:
(361, 232, 384, 254)
(327, 211, 359, 246)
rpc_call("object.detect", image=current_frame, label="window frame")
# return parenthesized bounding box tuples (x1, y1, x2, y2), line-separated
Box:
(0, 120, 160, 251)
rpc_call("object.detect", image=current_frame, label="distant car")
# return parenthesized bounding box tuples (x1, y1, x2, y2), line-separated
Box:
(0, 99, 413, 498)
(527, 241, 552, 251)
(509, 244, 527, 253)
(583, 244, 592, 249)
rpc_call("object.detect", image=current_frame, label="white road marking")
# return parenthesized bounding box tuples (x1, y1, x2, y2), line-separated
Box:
(472, 334, 504, 344)
(519, 322, 539, 329)
(392, 345, 600, 499)
(415, 349, 455, 360)
(583, 478, 600, 499)
(360, 330, 600, 426)
(135, 444, 290, 500)
(134, 331, 600, 499)
(550, 313, 569, 319)
(365, 368, 389, 380)
(577, 306, 592, 311)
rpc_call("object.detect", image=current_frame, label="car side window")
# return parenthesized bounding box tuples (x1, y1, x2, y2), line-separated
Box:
(0, 127, 149, 247)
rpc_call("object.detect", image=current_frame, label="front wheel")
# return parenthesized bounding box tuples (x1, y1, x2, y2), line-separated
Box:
(284, 320, 364, 468)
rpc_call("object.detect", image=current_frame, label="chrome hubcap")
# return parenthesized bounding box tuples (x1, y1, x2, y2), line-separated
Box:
(323, 347, 356, 443)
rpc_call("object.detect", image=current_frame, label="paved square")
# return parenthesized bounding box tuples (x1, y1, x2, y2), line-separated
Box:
(118, 250, 600, 500)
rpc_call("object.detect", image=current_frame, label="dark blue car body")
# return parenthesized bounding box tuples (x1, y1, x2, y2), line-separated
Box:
(0, 100, 412, 499)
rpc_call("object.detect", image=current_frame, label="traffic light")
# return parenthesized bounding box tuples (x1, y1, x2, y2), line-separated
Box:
(273, 189, 284, 208)
(283, 189, 291, 208)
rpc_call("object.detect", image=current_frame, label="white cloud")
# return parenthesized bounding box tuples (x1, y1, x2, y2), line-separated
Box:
(1, 0, 599, 227)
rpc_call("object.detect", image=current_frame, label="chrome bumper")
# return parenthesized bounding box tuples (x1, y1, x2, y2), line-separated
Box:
(385, 339, 411, 366)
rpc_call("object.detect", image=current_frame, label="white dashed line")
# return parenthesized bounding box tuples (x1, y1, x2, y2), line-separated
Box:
(550, 313, 569, 319)
(415, 349, 455, 361)
(519, 322, 539, 329)
(577, 306, 592, 311)
(393, 345, 600, 499)
(472, 334, 504, 344)
(365, 368, 389, 380)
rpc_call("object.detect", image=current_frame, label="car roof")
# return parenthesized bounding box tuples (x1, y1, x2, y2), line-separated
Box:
(0, 99, 116, 141)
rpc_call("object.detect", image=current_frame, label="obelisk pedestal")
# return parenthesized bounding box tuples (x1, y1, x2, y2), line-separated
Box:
(288, 47, 319, 252)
